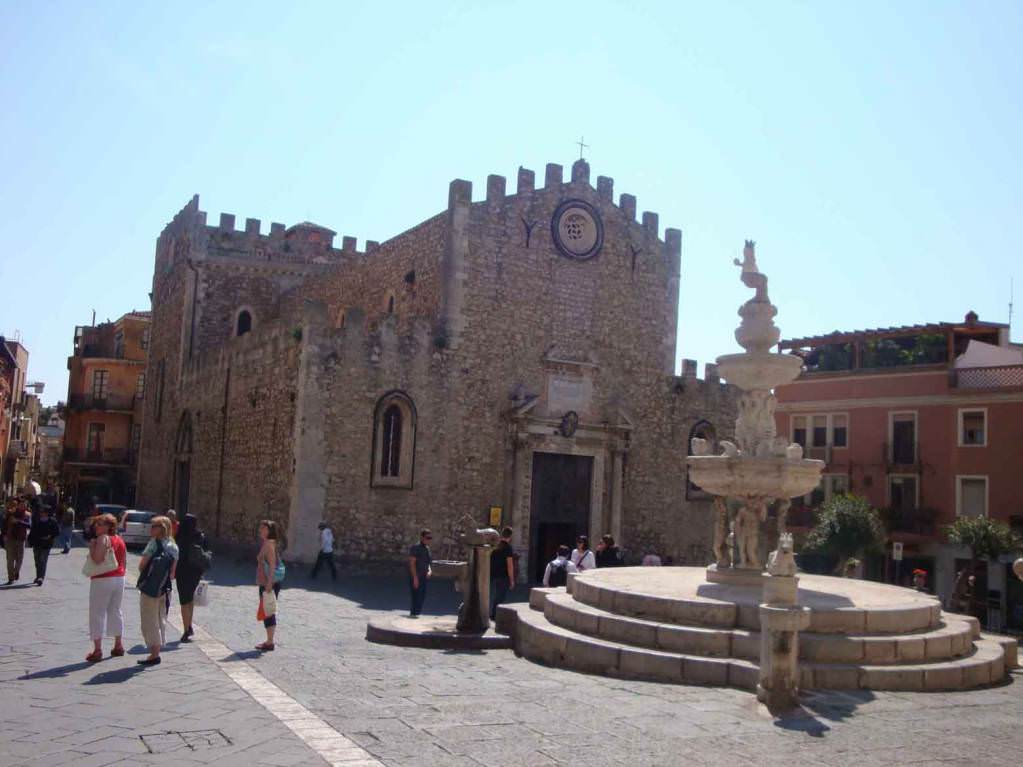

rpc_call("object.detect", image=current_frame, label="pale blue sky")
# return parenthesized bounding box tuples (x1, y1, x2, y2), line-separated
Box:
(1, 1, 1020, 405)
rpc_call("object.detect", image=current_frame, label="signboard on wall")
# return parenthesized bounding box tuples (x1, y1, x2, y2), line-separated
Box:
(489, 506, 503, 527)
(893, 542, 904, 561)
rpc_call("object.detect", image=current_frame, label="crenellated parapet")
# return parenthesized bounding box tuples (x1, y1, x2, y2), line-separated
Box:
(441, 157, 681, 269)
(677, 359, 727, 387)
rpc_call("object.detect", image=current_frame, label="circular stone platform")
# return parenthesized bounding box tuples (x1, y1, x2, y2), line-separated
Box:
(502, 566, 1016, 692)
(571, 566, 942, 633)
(366, 615, 514, 650)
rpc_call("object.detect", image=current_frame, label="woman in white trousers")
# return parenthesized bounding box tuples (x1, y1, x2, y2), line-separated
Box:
(86, 514, 127, 662)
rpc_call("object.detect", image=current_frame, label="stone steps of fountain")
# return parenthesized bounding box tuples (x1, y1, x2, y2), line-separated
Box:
(501, 601, 1015, 693)
(506, 601, 760, 690)
(567, 573, 942, 634)
(540, 590, 978, 665)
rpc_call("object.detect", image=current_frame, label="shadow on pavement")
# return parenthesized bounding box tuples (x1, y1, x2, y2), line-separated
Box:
(796, 689, 877, 725)
(219, 650, 262, 662)
(84, 665, 147, 685)
(773, 708, 832, 737)
(1, 583, 38, 590)
(202, 558, 528, 617)
(19, 661, 93, 680)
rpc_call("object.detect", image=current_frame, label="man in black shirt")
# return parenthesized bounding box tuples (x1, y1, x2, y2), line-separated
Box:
(489, 527, 516, 620)
(28, 506, 60, 586)
(407, 529, 433, 618)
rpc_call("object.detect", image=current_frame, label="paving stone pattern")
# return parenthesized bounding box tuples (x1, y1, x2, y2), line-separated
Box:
(4, 548, 1023, 766)
(188, 556, 1023, 767)
(0, 547, 327, 767)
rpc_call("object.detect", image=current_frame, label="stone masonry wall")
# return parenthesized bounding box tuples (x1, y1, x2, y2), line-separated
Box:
(283, 213, 448, 334)
(140, 167, 739, 569)
(175, 319, 301, 545)
(137, 198, 202, 511)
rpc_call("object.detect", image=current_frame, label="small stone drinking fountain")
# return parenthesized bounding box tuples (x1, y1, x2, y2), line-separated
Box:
(687, 241, 824, 709)
(367, 516, 512, 649)
(432, 519, 502, 633)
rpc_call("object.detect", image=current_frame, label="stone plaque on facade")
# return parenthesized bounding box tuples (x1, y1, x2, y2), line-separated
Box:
(547, 375, 592, 414)
(551, 199, 603, 261)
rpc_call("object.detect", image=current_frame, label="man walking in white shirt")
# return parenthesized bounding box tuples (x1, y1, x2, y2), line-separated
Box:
(310, 522, 336, 581)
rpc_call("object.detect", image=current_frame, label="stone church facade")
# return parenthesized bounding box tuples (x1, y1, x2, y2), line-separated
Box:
(136, 158, 738, 575)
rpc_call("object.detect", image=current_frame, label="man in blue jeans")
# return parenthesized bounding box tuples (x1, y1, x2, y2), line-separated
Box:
(407, 529, 432, 618)
(59, 504, 75, 554)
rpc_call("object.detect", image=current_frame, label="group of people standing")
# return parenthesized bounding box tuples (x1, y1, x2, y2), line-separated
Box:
(404, 527, 626, 619)
(543, 533, 624, 586)
(2, 497, 75, 586)
(84, 510, 210, 667)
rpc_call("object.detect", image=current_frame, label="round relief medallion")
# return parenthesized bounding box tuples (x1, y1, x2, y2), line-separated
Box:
(551, 199, 603, 261)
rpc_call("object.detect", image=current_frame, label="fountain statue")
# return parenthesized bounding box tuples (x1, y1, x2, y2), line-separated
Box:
(687, 242, 824, 709)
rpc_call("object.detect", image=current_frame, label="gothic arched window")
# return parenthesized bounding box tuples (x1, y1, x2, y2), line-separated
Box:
(380, 405, 403, 477)
(372, 391, 416, 488)
(236, 310, 253, 337)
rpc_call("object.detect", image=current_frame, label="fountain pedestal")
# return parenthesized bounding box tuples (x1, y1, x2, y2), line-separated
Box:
(757, 536, 810, 710)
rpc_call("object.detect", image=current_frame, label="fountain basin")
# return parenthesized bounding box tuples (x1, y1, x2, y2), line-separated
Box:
(431, 560, 467, 579)
(686, 455, 824, 500)
(716, 351, 803, 391)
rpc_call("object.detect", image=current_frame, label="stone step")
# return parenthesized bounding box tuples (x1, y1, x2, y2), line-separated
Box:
(502, 603, 1012, 693)
(540, 590, 977, 665)
(805, 638, 1008, 691)
(980, 632, 1019, 669)
(508, 602, 759, 691)
(570, 573, 941, 634)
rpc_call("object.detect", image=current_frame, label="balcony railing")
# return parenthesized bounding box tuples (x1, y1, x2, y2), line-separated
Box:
(68, 393, 137, 412)
(951, 364, 1023, 390)
(881, 506, 938, 537)
(62, 447, 131, 465)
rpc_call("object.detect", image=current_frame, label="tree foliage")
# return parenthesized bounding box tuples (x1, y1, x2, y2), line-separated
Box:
(805, 494, 886, 571)
(946, 516, 1021, 562)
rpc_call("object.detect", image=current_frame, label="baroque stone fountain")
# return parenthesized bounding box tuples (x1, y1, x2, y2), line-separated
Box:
(689, 240, 823, 583)
(686, 241, 824, 708)
(481, 242, 1017, 701)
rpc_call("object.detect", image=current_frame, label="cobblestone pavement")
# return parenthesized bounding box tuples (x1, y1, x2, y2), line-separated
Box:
(0, 545, 333, 767)
(4, 545, 1023, 766)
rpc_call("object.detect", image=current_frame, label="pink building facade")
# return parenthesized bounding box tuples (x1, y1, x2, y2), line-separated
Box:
(775, 313, 1023, 629)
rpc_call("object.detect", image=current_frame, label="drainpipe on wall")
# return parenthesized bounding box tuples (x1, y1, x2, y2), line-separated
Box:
(185, 259, 200, 361)
(215, 364, 230, 539)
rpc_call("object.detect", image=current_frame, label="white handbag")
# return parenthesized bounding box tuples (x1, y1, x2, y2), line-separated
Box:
(193, 581, 210, 607)
(261, 587, 278, 617)
(82, 544, 118, 578)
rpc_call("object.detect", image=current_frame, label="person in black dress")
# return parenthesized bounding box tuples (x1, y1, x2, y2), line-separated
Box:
(175, 514, 208, 642)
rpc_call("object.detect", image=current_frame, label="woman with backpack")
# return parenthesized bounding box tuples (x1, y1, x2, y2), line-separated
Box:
(136, 515, 178, 667)
(175, 514, 209, 643)
(255, 520, 284, 652)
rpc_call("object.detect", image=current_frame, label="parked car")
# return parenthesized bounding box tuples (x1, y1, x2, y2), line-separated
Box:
(121, 510, 156, 548)
(82, 503, 128, 539)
